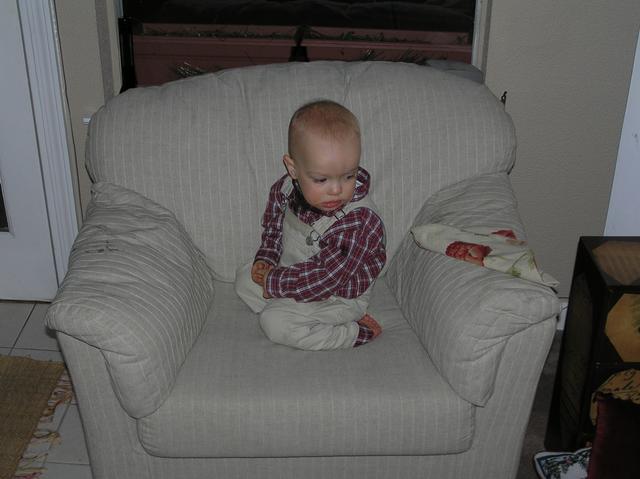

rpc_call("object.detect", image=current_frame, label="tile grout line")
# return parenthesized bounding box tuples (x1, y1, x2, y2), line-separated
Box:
(44, 402, 74, 467)
(12, 302, 61, 354)
(13, 346, 62, 352)
(9, 302, 36, 352)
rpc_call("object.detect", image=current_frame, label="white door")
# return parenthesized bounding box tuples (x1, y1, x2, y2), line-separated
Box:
(605, 31, 640, 235)
(0, 0, 59, 300)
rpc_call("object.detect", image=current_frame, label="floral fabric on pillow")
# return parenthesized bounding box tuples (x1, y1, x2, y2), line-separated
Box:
(589, 369, 640, 424)
(411, 223, 559, 288)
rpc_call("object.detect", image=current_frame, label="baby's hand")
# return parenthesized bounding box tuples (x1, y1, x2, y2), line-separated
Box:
(261, 265, 273, 299)
(261, 282, 272, 299)
(251, 260, 271, 284)
(252, 260, 273, 298)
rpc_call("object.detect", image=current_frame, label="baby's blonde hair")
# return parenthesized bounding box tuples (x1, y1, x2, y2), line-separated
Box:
(288, 100, 360, 159)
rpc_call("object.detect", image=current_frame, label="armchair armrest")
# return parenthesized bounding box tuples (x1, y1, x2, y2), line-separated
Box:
(386, 172, 560, 406)
(46, 183, 215, 418)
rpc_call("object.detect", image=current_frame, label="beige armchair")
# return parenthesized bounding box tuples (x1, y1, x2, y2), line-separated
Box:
(47, 61, 559, 479)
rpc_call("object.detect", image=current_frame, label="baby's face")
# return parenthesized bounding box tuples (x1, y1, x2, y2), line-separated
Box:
(286, 132, 360, 213)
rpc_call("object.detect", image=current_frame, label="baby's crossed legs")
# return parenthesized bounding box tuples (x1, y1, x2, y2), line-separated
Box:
(259, 298, 362, 350)
(235, 262, 368, 350)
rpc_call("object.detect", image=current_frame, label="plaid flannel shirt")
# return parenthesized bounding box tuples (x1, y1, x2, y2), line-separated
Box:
(255, 167, 386, 302)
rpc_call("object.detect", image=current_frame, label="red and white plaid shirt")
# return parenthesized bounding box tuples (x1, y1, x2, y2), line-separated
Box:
(255, 167, 386, 302)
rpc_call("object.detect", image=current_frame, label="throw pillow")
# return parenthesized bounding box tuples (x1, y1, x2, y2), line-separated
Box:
(411, 223, 558, 287)
(46, 183, 215, 418)
(386, 172, 560, 405)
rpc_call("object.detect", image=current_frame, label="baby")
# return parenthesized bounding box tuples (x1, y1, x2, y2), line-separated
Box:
(235, 100, 386, 350)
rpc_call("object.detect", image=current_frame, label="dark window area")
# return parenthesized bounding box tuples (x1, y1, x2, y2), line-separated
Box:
(123, 0, 476, 33)
(120, 0, 476, 89)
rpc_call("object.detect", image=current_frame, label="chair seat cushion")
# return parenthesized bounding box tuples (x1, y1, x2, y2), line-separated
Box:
(137, 280, 474, 458)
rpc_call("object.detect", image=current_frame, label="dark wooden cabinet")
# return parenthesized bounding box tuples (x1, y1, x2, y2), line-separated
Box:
(545, 236, 640, 451)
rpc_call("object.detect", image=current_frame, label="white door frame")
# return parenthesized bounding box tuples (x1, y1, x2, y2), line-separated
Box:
(605, 31, 640, 235)
(19, 0, 79, 285)
(472, 0, 492, 71)
(0, 0, 77, 300)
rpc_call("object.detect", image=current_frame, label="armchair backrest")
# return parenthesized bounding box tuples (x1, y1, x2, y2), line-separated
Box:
(87, 61, 515, 281)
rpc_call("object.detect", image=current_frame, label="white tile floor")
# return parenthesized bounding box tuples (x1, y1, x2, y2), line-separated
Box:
(0, 300, 93, 479)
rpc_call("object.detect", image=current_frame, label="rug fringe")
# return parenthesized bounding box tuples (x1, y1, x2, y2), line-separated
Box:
(11, 370, 74, 479)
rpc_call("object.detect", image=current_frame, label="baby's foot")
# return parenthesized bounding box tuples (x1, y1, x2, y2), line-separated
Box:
(354, 314, 382, 347)
(358, 314, 382, 337)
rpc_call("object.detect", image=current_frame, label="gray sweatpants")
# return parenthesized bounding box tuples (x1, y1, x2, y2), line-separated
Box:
(234, 262, 366, 350)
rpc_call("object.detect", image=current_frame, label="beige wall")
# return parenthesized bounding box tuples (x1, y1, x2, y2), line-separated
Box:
(56, 0, 640, 297)
(484, 1, 640, 297)
(55, 0, 121, 213)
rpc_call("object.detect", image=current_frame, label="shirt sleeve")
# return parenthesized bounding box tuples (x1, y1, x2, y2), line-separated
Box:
(254, 177, 287, 266)
(264, 208, 386, 302)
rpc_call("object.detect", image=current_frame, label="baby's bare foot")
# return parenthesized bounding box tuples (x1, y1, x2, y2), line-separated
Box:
(358, 314, 382, 338)
(354, 314, 382, 347)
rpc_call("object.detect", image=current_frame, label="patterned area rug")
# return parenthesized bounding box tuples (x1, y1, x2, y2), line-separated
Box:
(0, 357, 65, 479)
(10, 368, 73, 479)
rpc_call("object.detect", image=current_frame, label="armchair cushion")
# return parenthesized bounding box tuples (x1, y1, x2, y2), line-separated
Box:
(386, 172, 560, 406)
(137, 281, 474, 457)
(46, 183, 215, 418)
(86, 61, 516, 281)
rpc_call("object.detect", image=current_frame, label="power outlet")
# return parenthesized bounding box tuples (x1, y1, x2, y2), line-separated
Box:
(556, 302, 568, 330)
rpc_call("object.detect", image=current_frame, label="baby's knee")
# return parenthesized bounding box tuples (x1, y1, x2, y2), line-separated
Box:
(234, 263, 252, 292)
(235, 263, 267, 313)
(259, 309, 289, 345)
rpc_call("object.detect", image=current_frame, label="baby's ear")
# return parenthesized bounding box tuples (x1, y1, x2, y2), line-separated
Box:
(283, 154, 297, 179)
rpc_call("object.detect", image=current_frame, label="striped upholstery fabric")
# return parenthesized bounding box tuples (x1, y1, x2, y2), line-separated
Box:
(386, 172, 560, 405)
(49, 62, 561, 478)
(58, 315, 555, 479)
(46, 183, 215, 418)
(86, 61, 515, 281)
(137, 281, 473, 457)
